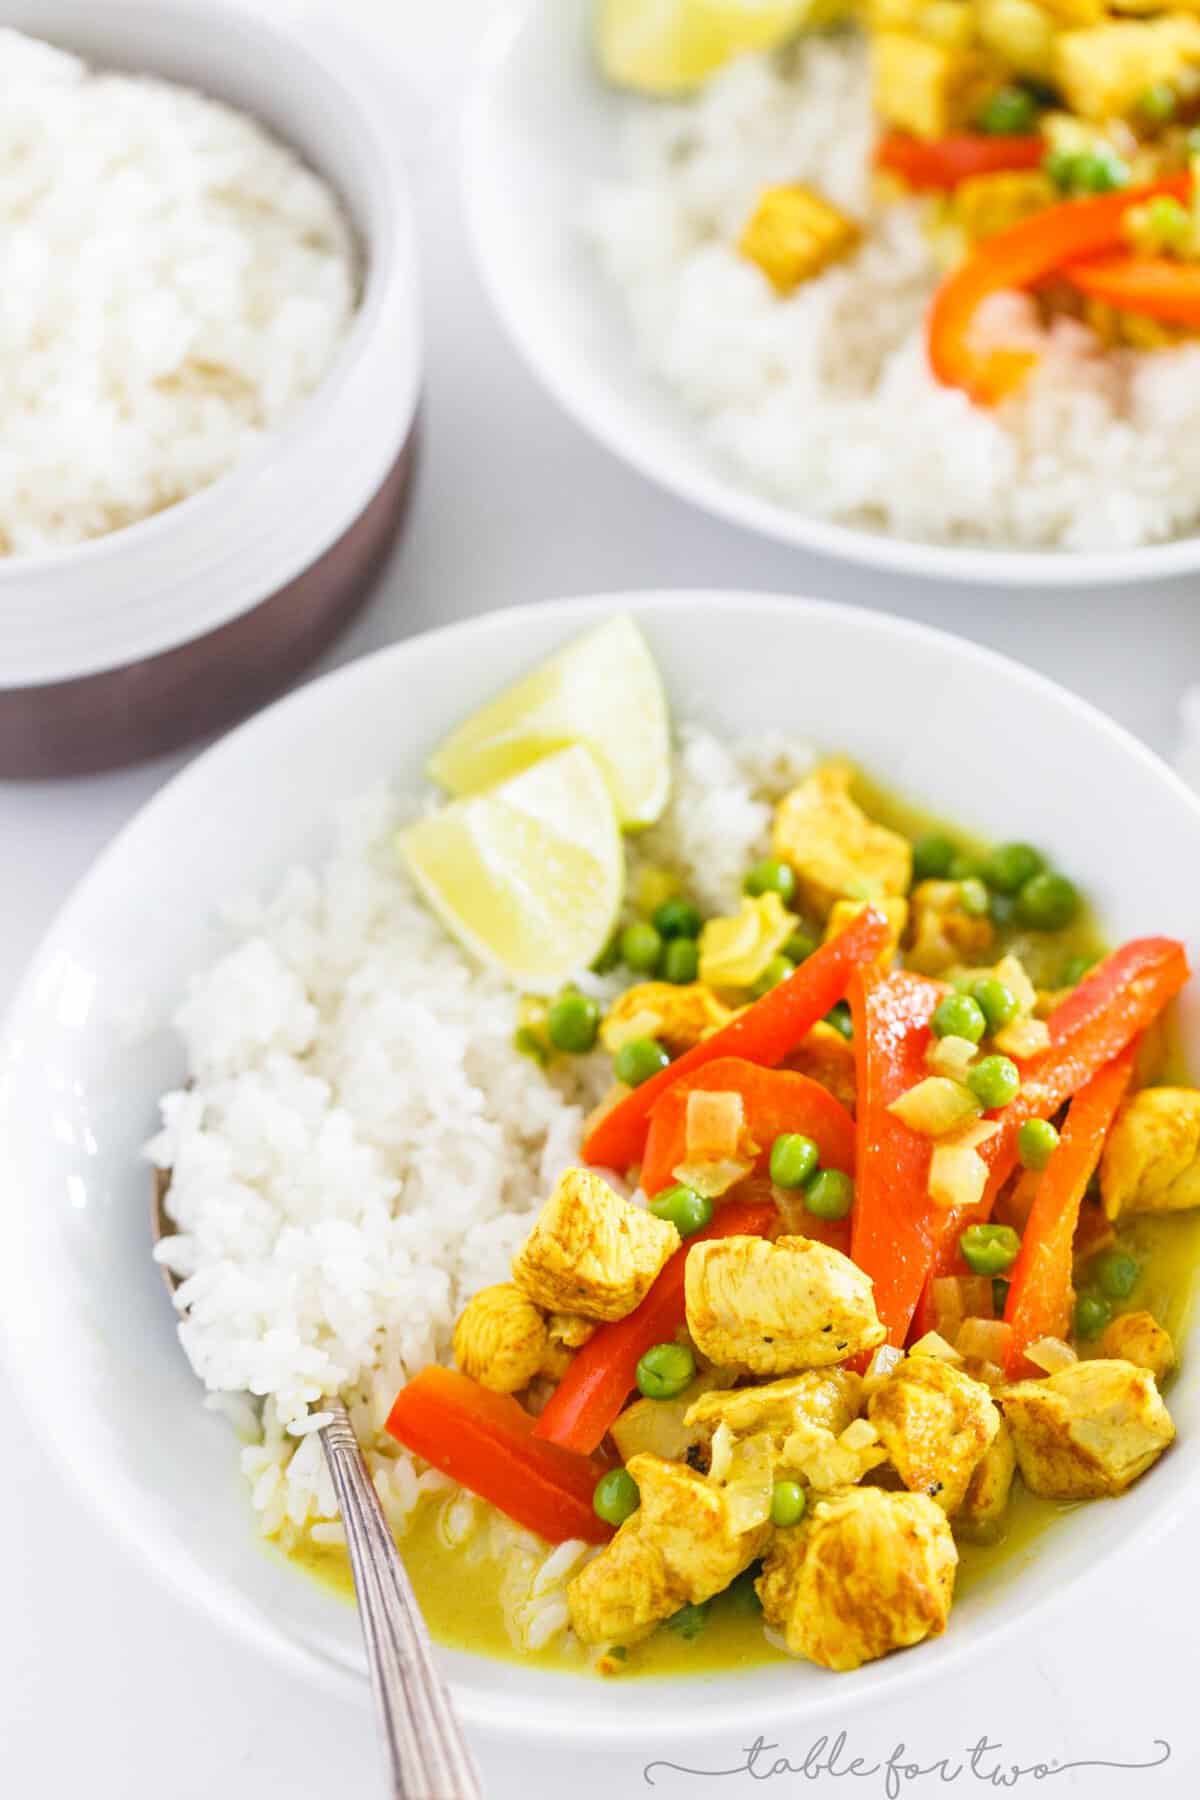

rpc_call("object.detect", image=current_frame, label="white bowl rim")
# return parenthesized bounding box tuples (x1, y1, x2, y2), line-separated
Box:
(462, 0, 1200, 590)
(4, 589, 1200, 1744)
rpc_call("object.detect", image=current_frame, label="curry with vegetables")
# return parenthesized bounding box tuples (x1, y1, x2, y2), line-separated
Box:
(384, 763, 1199, 1677)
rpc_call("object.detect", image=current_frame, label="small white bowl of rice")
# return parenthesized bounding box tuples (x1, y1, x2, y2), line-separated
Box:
(3, 591, 1200, 1746)
(464, 0, 1200, 585)
(0, 0, 420, 775)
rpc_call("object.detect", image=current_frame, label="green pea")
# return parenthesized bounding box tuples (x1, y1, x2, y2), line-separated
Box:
(825, 1000, 853, 1039)
(950, 853, 988, 883)
(1071, 148, 1130, 195)
(744, 858, 796, 902)
(636, 1341, 696, 1400)
(967, 1054, 1020, 1110)
(977, 84, 1037, 136)
(804, 1169, 854, 1220)
(649, 1183, 714, 1238)
(653, 897, 702, 940)
(1137, 81, 1176, 124)
(614, 1037, 670, 1087)
(1060, 953, 1096, 987)
(960, 1222, 1021, 1277)
(752, 955, 795, 998)
(932, 993, 987, 1044)
(769, 1479, 808, 1527)
(1018, 1117, 1060, 1171)
(983, 842, 1044, 895)
(591, 932, 622, 974)
(593, 1468, 640, 1526)
(546, 990, 601, 1054)
(784, 930, 817, 964)
(1093, 1248, 1141, 1300)
(970, 975, 1019, 1034)
(1016, 871, 1079, 931)
(666, 1601, 708, 1640)
(1074, 1292, 1112, 1340)
(959, 877, 990, 918)
(769, 1132, 820, 1190)
(620, 921, 663, 972)
(912, 834, 957, 882)
(662, 937, 700, 985)
(992, 1277, 1010, 1316)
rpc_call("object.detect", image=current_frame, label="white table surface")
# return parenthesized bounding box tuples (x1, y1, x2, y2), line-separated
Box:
(3, 3, 1199, 1795)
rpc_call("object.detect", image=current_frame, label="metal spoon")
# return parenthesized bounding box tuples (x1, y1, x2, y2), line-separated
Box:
(153, 1174, 483, 1800)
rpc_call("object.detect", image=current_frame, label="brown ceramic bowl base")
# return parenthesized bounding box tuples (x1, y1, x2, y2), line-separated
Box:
(0, 428, 419, 781)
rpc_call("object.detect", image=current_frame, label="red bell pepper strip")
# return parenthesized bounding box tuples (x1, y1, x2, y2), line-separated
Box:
(917, 935, 1189, 1310)
(848, 964, 948, 1347)
(876, 131, 1045, 192)
(581, 906, 889, 1174)
(385, 1365, 613, 1544)
(1064, 255, 1200, 326)
(928, 175, 1191, 405)
(532, 1195, 777, 1455)
(640, 1057, 856, 1197)
(1003, 1044, 1136, 1378)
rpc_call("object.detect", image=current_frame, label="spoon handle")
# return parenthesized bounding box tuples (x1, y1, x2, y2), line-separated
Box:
(319, 1400, 484, 1800)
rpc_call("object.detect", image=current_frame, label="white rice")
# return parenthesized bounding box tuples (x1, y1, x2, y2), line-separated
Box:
(0, 28, 357, 555)
(587, 32, 1200, 551)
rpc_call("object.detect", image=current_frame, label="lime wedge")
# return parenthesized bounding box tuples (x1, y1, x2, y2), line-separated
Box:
(399, 745, 624, 991)
(596, 0, 810, 96)
(429, 615, 670, 829)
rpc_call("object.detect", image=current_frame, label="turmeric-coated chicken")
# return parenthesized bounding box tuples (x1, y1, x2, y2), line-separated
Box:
(1099, 1087, 1200, 1220)
(770, 765, 912, 920)
(954, 1416, 1017, 1542)
(452, 1283, 549, 1394)
(600, 981, 733, 1057)
(512, 1169, 679, 1321)
(685, 1368, 863, 1446)
(684, 1234, 886, 1375)
(566, 1453, 771, 1647)
(868, 1352, 1001, 1514)
(1001, 1358, 1175, 1499)
(906, 878, 996, 976)
(756, 1486, 958, 1671)
(1055, 16, 1200, 123)
(1099, 1311, 1176, 1384)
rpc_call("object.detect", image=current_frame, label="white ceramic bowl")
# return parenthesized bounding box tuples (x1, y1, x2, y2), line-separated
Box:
(0, 0, 420, 775)
(2, 591, 1199, 1742)
(463, 0, 1200, 588)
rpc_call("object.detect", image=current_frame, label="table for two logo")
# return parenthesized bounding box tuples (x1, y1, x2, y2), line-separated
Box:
(643, 1731, 1173, 1796)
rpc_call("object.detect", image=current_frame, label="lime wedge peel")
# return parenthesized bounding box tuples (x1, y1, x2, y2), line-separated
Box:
(399, 745, 625, 993)
(428, 615, 671, 830)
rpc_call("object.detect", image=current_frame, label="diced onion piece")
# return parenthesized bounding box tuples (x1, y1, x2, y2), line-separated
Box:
(888, 1076, 981, 1137)
(994, 954, 1037, 1016)
(862, 1343, 905, 1396)
(840, 1418, 879, 1450)
(684, 1089, 745, 1163)
(994, 1015, 1051, 1060)
(1026, 1335, 1078, 1374)
(672, 1157, 753, 1198)
(956, 1317, 1012, 1364)
(603, 1008, 662, 1052)
(926, 1033, 979, 1081)
(908, 1331, 965, 1364)
(968, 1358, 1006, 1389)
(932, 1275, 966, 1343)
(959, 1275, 995, 1320)
(928, 1141, 988, 1211)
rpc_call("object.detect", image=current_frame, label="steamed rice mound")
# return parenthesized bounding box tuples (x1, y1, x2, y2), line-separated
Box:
(0, 28, 356, 555)
(587, 33, 1200, 552)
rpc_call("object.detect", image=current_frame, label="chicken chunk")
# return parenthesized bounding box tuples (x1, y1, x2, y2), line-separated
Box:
(976, 0, 1057, 82)
(685, 1368, 863, 1445)
(872, 31, 1000, 139)
(512, 1169, 679, 1321)
(739, 184, 860, 296)
(955, 1416, 1017, 1542)
(1055, 17, 1200, 122)
(452, 1283, 548, 1393)
(783, 1020, 857, 1111)
(1100, 1311, 1176, 1384)
(685, 1234, 886, 1376)
(950, 171, 1057, 246)
(868, 1353, 1001, 1513)
(756, 1486, 957, 1671)
(537, 1310, 597, 1381)
(1099, 1087, 1200, 1219)
(906, 879, 995, 975)
(771, 766, 912, 920)
(825, 895, 909, 964)
(600, 981, 733, 1057)
(566, 1454, 770, 1647)
(1001, 1359, 1175, 1499)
